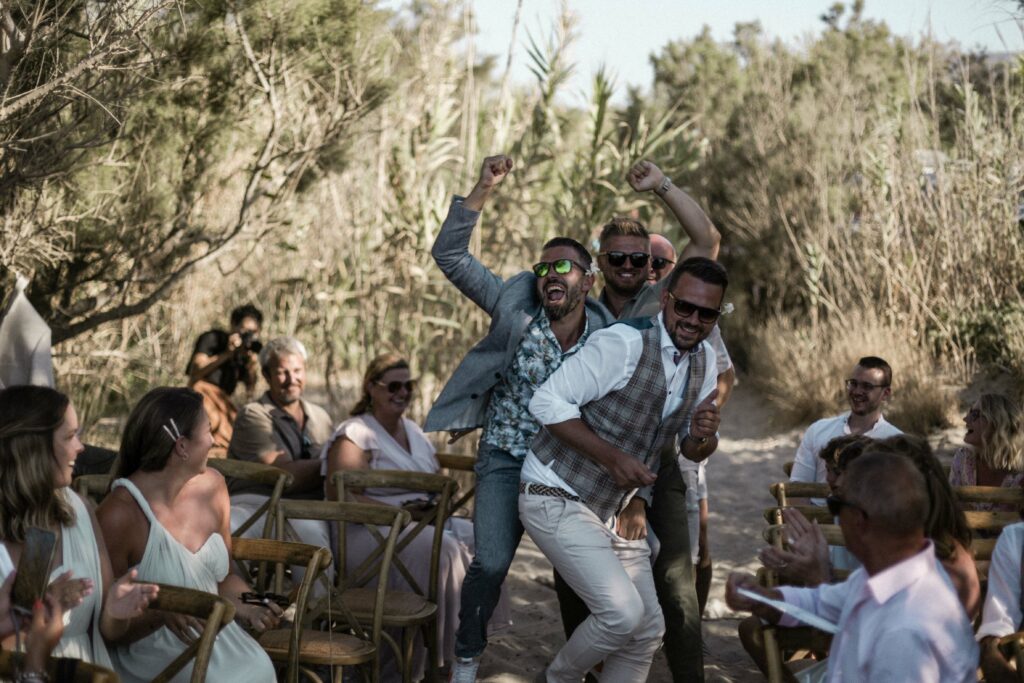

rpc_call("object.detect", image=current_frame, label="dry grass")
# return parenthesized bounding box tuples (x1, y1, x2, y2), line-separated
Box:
(745, 311, 953, 434)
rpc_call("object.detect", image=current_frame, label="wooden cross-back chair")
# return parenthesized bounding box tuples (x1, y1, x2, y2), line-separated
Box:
(435, 452, 476, 517)
(206, 458, 294, 539)
(274, 500, 411, 683)
(331, 470, 457, 683)
(148, 584, 236, 683)
(230, 537, 356, 683)
(0, 651, 119, 683)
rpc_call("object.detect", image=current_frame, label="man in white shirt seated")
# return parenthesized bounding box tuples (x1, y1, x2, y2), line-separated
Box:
(727, 451, 978, 682)
(789, 356, 903, 486)
(978, 522, 1024, 682)
(519, 257, 724, 682)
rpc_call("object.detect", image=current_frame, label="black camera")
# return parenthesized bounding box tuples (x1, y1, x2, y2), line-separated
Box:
(239, 331, 263, 354)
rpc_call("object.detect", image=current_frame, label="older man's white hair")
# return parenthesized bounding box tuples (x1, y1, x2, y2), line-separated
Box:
(258, 336, 308, 373)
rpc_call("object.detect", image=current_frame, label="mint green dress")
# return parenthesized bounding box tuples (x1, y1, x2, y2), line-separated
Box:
(109, 479, 275, 683)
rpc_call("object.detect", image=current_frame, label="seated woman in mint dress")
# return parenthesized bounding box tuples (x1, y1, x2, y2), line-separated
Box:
(97, 387, 278, 683)
(949, 393, 1024, 512)
(0, 385, 158, 668)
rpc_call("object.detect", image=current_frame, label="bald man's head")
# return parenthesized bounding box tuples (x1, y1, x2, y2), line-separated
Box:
(648, 233, 677, 283)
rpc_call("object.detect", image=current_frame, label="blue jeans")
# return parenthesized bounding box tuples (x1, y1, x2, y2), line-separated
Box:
(453, 443, 524, 659)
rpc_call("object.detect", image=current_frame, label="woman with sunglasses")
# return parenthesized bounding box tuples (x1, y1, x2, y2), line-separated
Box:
(949, 394, 1024, 512)
(323, 353, 509, 680)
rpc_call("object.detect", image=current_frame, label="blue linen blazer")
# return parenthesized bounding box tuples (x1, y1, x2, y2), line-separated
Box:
(424, 197, 616, 434)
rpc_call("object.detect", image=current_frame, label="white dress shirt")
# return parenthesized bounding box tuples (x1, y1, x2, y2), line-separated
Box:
(521, 314, 717, 510)
(779, 541, 977, 682)
(789, 412, 903, 484)
(978, 522, 1024, 640)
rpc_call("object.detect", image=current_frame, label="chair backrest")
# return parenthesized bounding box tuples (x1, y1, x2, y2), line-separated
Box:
(147, 584, 236, 683)
(207, 458, 293, 538)
(231, 537, 333, 683)
(435, 452, 476, 517)
(275, 500, 410, 649)
(332, 469, 457, 602)
(769, 481, 830, 508)
(72, 474, 113, 506)
(0, 650, 119, 682)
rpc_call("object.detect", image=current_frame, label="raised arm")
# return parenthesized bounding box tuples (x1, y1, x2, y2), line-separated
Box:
(431, 155, 514, 314)
(628, 160, 720, 260)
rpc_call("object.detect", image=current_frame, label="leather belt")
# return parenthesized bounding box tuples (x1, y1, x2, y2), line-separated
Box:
(519, 481, 581, 502)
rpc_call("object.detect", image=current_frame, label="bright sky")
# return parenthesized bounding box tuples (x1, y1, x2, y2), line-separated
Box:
(389, 0, 1023, 106)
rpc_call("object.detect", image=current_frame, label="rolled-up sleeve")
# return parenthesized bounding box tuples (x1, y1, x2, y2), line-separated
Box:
(978, 524, 1024, 640)
(529, 324, 643, 426)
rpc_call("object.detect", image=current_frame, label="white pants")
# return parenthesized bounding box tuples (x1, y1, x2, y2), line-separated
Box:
(519, 493, 664, 683)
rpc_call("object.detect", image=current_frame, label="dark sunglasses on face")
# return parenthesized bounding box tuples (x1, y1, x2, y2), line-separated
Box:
(826, 494, 867, 518)
(532, 259, 588, 278)
(599, 251, 650, 268)
(651, 257, 675, 270)
(844, 379, 889, 392)
(965, 408, 982, 421)
(666, 292, 720, 323)
(375, 379, 417, 393)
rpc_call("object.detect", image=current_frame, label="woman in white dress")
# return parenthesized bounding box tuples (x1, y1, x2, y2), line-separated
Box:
(97, 387, 278, 683)
(324, 353, 509, 680)
(0, 385, 158, 667)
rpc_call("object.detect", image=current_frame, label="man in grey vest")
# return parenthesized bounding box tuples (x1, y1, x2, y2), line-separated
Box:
(427, 155, 617, 682)
(555, 161, 729, 681)
(520, 257, 726, 683)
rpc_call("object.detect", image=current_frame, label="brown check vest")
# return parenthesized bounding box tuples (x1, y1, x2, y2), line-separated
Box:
(532, 318, 708, 520)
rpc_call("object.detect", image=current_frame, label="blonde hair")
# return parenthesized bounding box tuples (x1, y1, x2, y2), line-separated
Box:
(351, 353, 410, 416)
(0, 386, 75, 542)
(599, 216, 649, 246)
(976, 393, 1024, 472)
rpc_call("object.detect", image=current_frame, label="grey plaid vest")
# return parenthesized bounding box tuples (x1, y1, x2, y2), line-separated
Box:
(532, 319, 708, 520)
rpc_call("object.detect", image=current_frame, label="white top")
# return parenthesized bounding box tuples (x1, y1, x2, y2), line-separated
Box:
(978, 522, 1024, 640)
(521, 314, 717, 507)
(319, 414, 438, 506)
(789, 411, 903, 484)
(779, 541, 977, 682)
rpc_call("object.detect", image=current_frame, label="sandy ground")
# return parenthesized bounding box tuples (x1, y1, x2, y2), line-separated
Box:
(473, 380, 963, 682)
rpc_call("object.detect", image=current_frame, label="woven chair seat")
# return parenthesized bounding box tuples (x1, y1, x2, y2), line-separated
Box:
(339, 587, 437, 624)
(260, 628, 375, 665)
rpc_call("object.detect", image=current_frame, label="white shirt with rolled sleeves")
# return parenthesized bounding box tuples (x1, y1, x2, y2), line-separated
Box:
(520, 313, 718, 523)
(978, 522, 1024, 640)
(777, 540, 977, 682)
(789, 412, 903, 485)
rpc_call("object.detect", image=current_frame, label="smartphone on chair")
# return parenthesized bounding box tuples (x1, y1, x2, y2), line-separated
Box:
(11, 527, 58, 616)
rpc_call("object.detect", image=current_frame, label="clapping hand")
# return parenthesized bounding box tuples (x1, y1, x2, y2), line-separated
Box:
(106, 568, 159, 620)
(758, 508, 831, 586)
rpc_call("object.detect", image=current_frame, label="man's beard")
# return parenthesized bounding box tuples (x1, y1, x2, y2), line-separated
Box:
(605, 273, 645, 298)
(543, 282, 585, 321)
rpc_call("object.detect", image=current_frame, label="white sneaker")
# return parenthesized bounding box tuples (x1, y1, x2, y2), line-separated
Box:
(449, 657, 480, 683)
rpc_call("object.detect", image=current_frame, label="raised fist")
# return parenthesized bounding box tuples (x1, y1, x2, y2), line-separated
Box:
(627, 160, 665, 193)
(477, 155, 513, 189)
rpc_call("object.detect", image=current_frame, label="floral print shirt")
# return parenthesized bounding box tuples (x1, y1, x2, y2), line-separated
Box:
(480, 310, 590, 458)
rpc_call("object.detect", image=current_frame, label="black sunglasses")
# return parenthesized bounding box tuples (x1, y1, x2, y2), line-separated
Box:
(375, 379, 417, 393)
(826, 494, 867, 518)
(599, 251, 649, 268)
(651, 256, 675, 270)
(666, 292, 720, 323)
(532, 259, 588, 278)
(844, 379, 889, 392)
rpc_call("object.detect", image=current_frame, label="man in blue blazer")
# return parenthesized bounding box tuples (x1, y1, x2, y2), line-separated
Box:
(427, 155, 617, 681)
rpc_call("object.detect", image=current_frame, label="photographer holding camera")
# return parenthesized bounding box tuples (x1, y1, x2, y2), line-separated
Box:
(187, 304, 264, 457)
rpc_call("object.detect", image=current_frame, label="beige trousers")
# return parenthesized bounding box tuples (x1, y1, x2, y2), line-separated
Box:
(519, 492, 665, 683)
